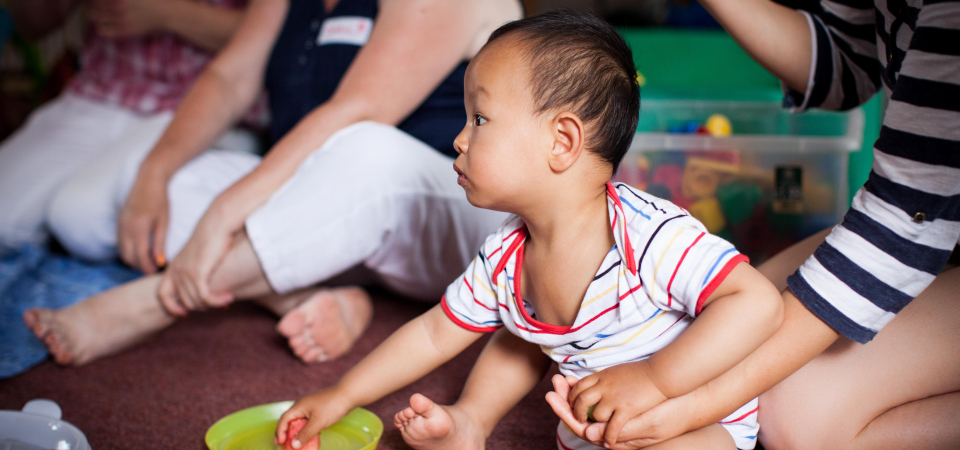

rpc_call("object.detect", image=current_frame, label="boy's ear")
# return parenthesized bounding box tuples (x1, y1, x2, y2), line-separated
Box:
(548, 111, 585, 173)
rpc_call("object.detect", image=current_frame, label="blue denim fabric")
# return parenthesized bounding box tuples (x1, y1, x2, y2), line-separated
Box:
(0, 245, 139, 379)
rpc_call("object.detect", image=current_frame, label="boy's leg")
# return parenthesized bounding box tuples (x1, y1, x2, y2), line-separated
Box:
(756, 231, 960, 450)
(394, 328, 553, 450)
(556, 422, 736, 450)
(0, 94, 128, 253)
(639, 424, 737, 450)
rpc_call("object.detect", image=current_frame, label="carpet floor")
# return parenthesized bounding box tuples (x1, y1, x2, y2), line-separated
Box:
(0, 293, 561, 449)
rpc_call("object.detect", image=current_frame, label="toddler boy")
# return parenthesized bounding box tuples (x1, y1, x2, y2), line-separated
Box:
(277, 11, 782, 450)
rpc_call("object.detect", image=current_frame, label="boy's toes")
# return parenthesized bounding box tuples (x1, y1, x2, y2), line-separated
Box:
(409, 393, 438, 417)
(394, 411, 409, 429)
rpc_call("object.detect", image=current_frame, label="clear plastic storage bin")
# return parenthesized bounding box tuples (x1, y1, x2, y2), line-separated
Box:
(613, 99, 864, 263)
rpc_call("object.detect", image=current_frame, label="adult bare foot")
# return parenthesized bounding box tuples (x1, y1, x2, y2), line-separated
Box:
(22, 275, 176, 366)
(394, 393, 487, 450)
(275, 286, 373, 363)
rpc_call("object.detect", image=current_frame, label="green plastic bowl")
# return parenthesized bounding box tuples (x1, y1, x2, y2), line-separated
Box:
(205, 401, 383, 450)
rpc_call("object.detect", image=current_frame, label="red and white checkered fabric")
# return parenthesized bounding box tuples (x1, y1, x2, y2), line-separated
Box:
(68, 0, 248, 114)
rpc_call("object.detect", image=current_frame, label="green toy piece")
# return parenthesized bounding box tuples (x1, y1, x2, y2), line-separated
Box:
(717, 181, 762, 226)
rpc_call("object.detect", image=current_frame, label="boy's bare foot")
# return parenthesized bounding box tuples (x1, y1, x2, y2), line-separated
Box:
(23, 275, 175, 366)
(394, 393, 487, 450)
(275, 286, 373, 363)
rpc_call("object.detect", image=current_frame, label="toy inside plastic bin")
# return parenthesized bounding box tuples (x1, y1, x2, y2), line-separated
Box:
(614, 99, 864, 263)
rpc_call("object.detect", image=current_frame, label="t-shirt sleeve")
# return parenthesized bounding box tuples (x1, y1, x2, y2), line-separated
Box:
(782, 1, 881, 112)
(636, 215, 749, 317)
(441, 239, 505, 333)
(787, 0, 960, 344)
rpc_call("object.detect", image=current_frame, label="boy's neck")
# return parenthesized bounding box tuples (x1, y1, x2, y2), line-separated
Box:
(517, 181, 612, 252)
(512, 178, 616, 328)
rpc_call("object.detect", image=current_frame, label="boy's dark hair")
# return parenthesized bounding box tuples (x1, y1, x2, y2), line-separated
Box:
(487, 10, 639, 174)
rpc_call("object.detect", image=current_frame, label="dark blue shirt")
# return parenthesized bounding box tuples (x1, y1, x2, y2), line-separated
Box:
(265, 0, 468, 158)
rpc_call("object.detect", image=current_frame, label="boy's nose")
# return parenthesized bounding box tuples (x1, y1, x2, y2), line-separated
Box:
(453, 126, 468, 155)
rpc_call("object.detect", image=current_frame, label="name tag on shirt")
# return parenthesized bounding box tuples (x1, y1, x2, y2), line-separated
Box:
(317, 17, 374, 46)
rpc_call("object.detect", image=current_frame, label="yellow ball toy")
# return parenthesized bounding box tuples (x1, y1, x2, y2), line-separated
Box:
(705, 113, 732, 137)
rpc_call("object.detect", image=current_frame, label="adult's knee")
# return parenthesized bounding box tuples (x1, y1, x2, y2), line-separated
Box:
(320, 121, 438, 181)
(46, 186, 115, 261)
(0, 212, 38, 254)
(0, 190, 48, 253)
(758, 388, 850, 450)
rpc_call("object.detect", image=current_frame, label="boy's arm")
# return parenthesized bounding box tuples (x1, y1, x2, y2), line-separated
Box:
(568, 262, 783, 445)
(277, 304, 485, 447)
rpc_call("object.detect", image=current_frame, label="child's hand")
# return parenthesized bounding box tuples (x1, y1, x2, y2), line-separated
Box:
(546, 374, 605, 445)
(568, 361, 669, 446)
(275, 387, 354, 448)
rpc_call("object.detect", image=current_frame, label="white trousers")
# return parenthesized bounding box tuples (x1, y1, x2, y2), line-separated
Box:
(76, 120, 504, 300)
(0, 93, 256, 258)
(244, 122, 508, 300)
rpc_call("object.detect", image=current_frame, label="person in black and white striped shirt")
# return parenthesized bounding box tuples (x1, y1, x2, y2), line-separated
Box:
(548, 0, 960, 448)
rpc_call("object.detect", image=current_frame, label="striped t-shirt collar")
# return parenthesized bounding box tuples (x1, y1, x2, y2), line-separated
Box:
(492, 182, 638, 278)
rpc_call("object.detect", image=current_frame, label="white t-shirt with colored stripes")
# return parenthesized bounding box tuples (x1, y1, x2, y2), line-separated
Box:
(441, 182, 759, 449)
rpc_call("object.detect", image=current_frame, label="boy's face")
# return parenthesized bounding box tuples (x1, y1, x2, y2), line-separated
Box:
(453, 39, 553, 212)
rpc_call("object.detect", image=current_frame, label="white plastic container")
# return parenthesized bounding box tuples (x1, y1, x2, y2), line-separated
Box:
(0, 400, 90, 450)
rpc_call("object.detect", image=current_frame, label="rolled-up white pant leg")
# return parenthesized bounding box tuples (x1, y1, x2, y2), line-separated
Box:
(246, 121, 507, 300)
(0, 94, 130, 253)
(46, 111, 173, 260)
(47, 121, 260, 261)
(163, 150, 262, 259)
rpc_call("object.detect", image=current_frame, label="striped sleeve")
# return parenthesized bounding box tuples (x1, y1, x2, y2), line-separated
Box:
(783, 0, 882, 111)
(441, 235, 505, 333)
(787, 0, 960, 343)
(637, 215, 748, 317)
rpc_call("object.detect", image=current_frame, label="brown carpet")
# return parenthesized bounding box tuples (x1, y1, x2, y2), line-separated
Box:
(0, 293, 560, 449)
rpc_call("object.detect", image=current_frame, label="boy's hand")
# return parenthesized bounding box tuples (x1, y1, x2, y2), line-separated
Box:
(275, 387, 354, 448)
(547, 373, 693, 450)
(546, 374, 602, 445)
(568, 361, 668, 446)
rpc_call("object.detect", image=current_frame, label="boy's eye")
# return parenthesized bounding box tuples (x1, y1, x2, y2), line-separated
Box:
(474, 114, 487, 126)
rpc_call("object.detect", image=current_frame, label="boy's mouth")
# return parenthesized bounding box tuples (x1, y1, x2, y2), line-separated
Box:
(453, 163, 467, 186)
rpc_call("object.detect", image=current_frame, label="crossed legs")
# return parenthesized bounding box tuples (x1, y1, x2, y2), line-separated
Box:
(23, 231, 373, 365)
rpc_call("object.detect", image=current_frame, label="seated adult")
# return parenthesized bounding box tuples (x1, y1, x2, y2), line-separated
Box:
(24, 0, 521, 366)
(547, 0, 960, 448)
(0, 0, 254, 255)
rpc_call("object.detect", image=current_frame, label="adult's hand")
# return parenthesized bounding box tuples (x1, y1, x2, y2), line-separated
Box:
(87, 0, 167, 38)
(117, 171, 169, 273)
(156, 210, 236, 316)
(550, 291, 840, 449)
